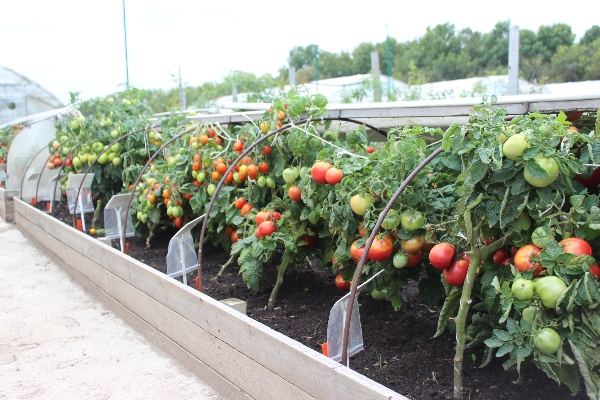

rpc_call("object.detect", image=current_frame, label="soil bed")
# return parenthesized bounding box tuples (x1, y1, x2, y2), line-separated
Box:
(47, 199, 588, 400)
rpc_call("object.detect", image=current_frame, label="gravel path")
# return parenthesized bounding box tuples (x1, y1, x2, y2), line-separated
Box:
(0, 217, 223, 400)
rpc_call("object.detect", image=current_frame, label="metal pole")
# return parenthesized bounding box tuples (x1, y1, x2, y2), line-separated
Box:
(315, 46, 319, 93)
(386, 24, 391, 98)
(508, 25, 519, 95)
(122, 0, 130, 88)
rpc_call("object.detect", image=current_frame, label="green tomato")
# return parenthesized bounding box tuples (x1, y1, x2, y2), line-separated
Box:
(400, 209, 425, 230)
(257, 176, 267, 187)
(381, 209, 400, 230)
(370, 289, 387, 301)
(522, 306, 537, 326)
(112, 157, 122, 166)
(534, 276, 567, 309)
(538, 124, 553, 137)
(502, 133, 529, 161)
(511, 278, 535, 300)
(533, 327, 561, 354)
(97, 153, 108, 165)
(349, 194, 372, 216)
(282, 167, 300, 184)
(393, 253, 409, 268)
(524, 155, 559, 188)
(266, 176, 276, 188)
(207, 183, 216, 196)
(197, 171, 206, 183)
(531, 226, 554, 248)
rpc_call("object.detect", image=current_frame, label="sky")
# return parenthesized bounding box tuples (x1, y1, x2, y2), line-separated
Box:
(3, 0, 599, 105)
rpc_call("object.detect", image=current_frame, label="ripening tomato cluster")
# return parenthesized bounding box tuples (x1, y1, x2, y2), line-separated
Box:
(254, 209, 281, 239)
(188, 127, 221, 150)
(311, 161, 343, 185)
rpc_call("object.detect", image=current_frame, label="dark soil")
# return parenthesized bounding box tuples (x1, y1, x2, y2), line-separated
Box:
(47, 199, 588, 400)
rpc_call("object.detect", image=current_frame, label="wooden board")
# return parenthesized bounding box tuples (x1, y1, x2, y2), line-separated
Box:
(14, 198, 406, 400)
(0, 188, 19, 222)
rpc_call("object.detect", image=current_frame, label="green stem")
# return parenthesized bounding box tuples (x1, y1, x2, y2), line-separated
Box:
(453, 240, 481, 399)
(267, 221, 308, 309)
(90, 199, 102, 228)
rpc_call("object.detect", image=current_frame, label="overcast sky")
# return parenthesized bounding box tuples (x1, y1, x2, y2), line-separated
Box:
(3, 0, 599, 104)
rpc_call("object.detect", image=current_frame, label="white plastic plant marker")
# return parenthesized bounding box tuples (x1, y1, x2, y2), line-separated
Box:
(104, 193, 136, 252)
(326, 269, 385, 366)
(65, 173, 95, 232)
(23, 172, 40, 203)
(46, 173, 65, 202)
(166, 214, 205, 285)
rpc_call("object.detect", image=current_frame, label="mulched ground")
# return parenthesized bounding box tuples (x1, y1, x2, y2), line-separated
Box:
(47, 199, 589, 400)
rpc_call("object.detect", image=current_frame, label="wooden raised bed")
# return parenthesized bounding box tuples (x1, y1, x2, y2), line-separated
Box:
(0, 187, 19, 223)
(13, 197, 405, 400)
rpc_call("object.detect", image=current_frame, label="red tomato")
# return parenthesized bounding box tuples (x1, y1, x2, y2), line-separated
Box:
(514, 244, 545, 277)
(368, 236, 394, 261)
(271, 211, 281, 220)
(174, 217, 184, 229)
(325, 167, 343, 185)
(255, 210, 271, 226)
(575, 167, 600, 190)
(406, 250, 422, 267)
(246, 164, 259, 180)
(444, 259, 469, 286)
(335, 274, 351, 291)
(233, 140, 244, 152)
(240, 203, 253, 217)
(428, 242, 455, 270)
(300, 235, 315, 249)
(261, 146, 272, 155)
(350, 240, 365, 262)
(559, 237, 593, 257)
(311, 161, 332, 184)
(590, 264, 600, 278)
(258, 162, 269, 173)
(258, 221, 276, 237)
(234, 197, 246, 209)
(288, 185, 302, 202)
(366, 146, 375, 153)
(492, 248, 508, 264)
(230, 232, 241, 243)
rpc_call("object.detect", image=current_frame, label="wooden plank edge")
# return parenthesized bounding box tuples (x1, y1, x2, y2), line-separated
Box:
(20, 227, 250, 400)
(14, 199, 406, 400)
(16, 211, 314, 400)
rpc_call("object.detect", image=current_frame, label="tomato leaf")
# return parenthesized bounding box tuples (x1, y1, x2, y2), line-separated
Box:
(433, 287, 461, 338)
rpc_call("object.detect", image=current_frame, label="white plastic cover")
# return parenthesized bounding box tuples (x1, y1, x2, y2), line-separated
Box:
(326, 269, 386, 363)
(326, 296, 364, 363)
(166, 215, 205, 284)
